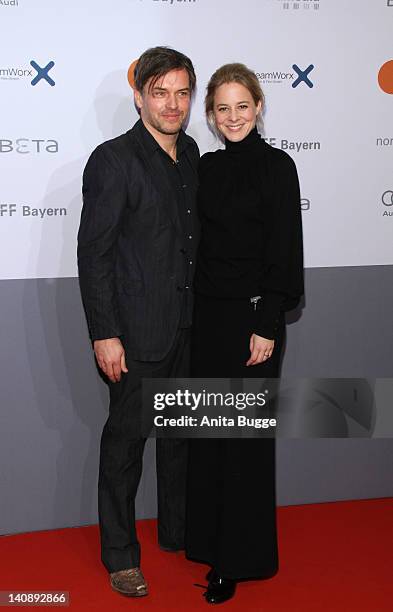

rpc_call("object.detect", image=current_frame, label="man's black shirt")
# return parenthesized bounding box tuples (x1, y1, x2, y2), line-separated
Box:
(138, 121, 198, 328)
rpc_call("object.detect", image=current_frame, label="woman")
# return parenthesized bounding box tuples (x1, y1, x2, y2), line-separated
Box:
(185, 63, 304, 604)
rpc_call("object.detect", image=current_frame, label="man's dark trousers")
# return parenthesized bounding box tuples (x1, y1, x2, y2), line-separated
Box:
(98, 328, 190, 573)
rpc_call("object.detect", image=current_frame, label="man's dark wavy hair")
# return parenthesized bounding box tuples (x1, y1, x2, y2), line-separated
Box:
(134, 46, 196, 93)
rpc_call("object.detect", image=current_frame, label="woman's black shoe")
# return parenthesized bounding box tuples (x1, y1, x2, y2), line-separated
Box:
(204, 570, 236, 604)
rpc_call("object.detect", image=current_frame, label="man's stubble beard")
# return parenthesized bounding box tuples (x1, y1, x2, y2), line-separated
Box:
(156, 125, 182, 136)
(149, 113, 187, 136)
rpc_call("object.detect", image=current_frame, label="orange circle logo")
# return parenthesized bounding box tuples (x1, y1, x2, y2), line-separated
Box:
(378, 60, 393, 94)
(127, 59, 138, 90)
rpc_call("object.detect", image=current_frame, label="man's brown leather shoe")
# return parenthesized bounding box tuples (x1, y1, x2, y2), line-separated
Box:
(110, 568, 148, 597)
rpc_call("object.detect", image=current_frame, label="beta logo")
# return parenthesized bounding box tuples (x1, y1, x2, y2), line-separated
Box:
(0, 139, 59, 154)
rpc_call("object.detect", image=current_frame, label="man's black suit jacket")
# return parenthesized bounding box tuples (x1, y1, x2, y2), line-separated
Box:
(77, 119, 200, 361)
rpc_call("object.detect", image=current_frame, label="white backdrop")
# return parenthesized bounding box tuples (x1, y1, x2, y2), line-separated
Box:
(0, 0, 392, 280)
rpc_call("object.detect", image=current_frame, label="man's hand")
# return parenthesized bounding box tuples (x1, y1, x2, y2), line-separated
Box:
(93, 337, 128, 383)
(246, 334, 274, 366)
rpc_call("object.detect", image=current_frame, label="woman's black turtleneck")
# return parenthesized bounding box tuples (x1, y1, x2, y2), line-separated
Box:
(194, 127, 304, 340)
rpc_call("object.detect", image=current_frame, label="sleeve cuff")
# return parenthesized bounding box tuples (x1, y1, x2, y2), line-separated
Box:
(253, 292, 286, 340)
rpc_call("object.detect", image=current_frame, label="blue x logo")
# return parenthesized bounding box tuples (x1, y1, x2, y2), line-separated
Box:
(30, 60, 55, 86)
(292, 64, 314, 88)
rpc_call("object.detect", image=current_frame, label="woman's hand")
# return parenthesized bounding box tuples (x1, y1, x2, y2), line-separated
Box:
(246, 333, 274, 366)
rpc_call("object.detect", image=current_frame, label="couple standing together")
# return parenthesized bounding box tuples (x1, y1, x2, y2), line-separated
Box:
(77, 46, 303, 605)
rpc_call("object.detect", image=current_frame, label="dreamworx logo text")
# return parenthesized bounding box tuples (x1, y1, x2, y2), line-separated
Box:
(0, 60, 55, 86)
(256, 64, 314, 88)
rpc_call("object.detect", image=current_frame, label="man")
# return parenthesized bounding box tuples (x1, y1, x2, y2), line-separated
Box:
(77, 46, 199, 597)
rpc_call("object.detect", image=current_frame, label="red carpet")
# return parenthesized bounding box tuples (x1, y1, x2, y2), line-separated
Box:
(1, 499, 392, 611)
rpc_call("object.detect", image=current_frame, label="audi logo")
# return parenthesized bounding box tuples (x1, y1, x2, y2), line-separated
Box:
(382, 190, 393, 206)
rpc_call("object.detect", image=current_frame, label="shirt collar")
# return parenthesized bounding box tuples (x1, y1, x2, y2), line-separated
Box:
(139, 118, 189, 158)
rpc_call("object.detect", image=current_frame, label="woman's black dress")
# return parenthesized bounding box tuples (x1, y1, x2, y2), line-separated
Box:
(185, 128, 304, 580)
